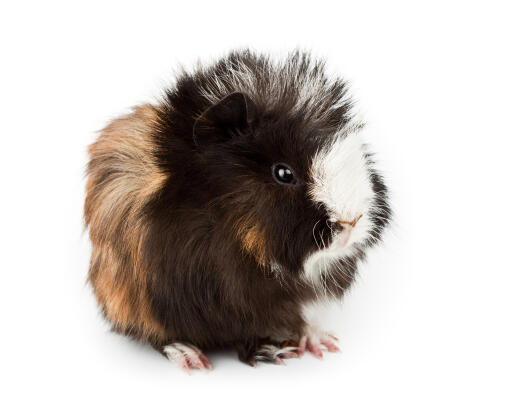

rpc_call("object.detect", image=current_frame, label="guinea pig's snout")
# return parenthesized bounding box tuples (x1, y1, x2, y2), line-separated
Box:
(338, 214, 362, 231)
(334, 214, 363, 248)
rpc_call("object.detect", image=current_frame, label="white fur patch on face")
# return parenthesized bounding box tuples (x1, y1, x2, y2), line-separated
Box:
(309, 131, 373, 224)
(303, 131, 374, 284)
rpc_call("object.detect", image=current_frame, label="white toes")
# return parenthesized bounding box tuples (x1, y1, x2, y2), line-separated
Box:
(253, 344, 281, 361)
(298, 325, 341, 358)
(163, 343, 212, 372)
(163, 344, 190, 372)
(320, 335, 341, 352)
(275, 345, 299, 358)
(172, 343, 205, 369)
(253, 344, 298, 364)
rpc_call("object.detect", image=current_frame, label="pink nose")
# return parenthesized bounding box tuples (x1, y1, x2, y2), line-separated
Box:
(335, 215, 362, 248)
(338, 214, 362, 230)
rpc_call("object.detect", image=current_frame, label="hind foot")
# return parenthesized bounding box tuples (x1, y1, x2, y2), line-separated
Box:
(250, 343, 298, 366)
(237, 338, 298, 366)
(162, 342, 212, 373)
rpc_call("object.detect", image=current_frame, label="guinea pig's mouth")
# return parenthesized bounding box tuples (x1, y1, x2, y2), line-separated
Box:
(312, 214, 364, 254)
(325, 214, 363, 250)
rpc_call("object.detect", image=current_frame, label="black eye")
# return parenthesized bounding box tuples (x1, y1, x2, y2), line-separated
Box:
(271, 163, 297, 185)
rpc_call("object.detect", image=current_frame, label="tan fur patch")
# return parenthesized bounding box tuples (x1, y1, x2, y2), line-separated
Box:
(238, 223, 268, 267)
(85, 105, 167, 344)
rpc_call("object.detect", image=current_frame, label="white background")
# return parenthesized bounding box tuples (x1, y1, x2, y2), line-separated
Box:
(1, 1, 510, 410)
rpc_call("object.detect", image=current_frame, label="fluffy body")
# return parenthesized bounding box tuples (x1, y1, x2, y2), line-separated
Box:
(84, 50, 391, 368)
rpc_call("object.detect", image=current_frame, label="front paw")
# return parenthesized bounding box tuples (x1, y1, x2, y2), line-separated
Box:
(297, 325, 341, 358)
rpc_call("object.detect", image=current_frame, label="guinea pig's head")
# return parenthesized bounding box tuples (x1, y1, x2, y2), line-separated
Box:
(166, 51, 390, 282)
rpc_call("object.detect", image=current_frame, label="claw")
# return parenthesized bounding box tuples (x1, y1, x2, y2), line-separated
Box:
(320, 338, 341, 353)
(306, 340, 323, 359)
(198, 353, 213, 370)
(281, 351, 298, 359)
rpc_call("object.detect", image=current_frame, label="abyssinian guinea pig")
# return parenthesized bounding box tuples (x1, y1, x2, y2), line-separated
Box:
(84, 50, 391, 371)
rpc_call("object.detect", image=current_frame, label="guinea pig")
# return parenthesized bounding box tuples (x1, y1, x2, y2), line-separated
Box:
(84, 50, 391, 371)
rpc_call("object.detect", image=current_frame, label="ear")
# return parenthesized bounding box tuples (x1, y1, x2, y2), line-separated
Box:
(193, 92, 255, 146)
